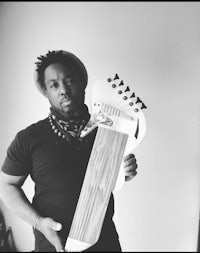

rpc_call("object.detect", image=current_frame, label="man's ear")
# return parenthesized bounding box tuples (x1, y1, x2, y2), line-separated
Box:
(35, 82, 48, 98)
(34, 71, 48, 98)
(40, 87, 48, 98)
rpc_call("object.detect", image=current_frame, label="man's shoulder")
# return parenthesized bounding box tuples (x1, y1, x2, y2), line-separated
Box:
(26, 117, 49, 131)
(17, 117, 49, 140)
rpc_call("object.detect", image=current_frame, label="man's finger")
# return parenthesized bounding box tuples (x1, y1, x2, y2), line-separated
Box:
(55, 240, 65, 252)
(125, 174, 136, 181)
(55, 245, 65, 252)
(50, 233, 64, 252)
(51, 221, 62, 231)
(123, 153, 135, 162)
(124, 159, 137, 170)
(125, 169, 137, 181)
(125, 170, 137, 177)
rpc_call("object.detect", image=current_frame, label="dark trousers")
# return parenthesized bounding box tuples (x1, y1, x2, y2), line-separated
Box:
(33, 224, 122, 252)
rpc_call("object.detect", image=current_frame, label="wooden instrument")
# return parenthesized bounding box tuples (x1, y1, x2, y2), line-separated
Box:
(65, 74, 147, 251)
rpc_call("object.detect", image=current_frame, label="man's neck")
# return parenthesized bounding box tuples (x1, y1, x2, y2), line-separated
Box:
(51, 105, 80, 119)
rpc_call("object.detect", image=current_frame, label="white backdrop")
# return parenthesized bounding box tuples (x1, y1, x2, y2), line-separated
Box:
(0, 2, 200, 251)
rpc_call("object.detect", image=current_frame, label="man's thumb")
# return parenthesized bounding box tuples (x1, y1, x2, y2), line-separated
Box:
(51, 220, 62, 231)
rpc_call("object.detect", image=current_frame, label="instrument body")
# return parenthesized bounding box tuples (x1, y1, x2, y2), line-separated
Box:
(65, 126, 128, 251)
(65, 75, 147, 251)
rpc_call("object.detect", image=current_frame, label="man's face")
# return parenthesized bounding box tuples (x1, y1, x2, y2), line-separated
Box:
(43, 62, 85, 114)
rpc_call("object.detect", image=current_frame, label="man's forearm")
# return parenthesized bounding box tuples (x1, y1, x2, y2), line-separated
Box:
(0, 183, 40, 228)
(0, 182, 64, 251)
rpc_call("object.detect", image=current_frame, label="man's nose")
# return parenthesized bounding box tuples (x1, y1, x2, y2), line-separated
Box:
(60, 82, 70, 96)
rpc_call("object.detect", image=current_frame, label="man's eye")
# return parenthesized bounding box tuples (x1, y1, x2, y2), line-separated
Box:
(51, 82, 58, 88)
(65, 78, 72, 85)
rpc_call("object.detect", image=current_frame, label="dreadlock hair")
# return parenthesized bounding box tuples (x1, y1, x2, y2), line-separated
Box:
(35, 50, 88, 90)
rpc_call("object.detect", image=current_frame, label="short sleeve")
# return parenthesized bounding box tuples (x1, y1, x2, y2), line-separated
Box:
(1, 130, 32, 176)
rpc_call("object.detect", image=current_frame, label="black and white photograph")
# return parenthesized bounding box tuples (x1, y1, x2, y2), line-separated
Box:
(0, 1, 200, 252)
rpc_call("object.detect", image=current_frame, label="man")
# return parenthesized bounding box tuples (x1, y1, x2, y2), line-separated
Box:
(0, 50, 138, 252)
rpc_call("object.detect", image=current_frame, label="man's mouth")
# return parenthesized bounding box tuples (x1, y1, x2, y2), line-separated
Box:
(61, 98, 72, 105)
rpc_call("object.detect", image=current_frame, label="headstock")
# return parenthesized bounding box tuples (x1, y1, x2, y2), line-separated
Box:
(105, 73, 147, 111)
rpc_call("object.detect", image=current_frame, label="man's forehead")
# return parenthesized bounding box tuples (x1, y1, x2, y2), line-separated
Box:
(44, 62, 73, 79)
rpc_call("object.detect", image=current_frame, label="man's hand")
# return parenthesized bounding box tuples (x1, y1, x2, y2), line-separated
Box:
(36, 217, 64, 252)
(123, 153, 138, 181)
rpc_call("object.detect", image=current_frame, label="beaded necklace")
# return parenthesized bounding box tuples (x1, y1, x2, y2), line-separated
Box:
(48, 106, 90, 142)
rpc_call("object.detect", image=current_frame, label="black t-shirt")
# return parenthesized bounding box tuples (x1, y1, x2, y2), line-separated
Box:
(1, 118, 121, 251)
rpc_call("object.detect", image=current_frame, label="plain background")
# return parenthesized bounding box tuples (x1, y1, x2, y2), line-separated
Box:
(0, 2, 200, 251)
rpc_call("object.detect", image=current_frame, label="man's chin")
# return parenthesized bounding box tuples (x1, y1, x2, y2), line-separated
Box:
(57, 101, 83, 116)
(61, 105, 73, 113)
(61, 103, 80, 114)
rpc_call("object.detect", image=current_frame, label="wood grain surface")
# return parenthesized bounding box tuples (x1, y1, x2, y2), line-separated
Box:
(69, 126, 128, 245)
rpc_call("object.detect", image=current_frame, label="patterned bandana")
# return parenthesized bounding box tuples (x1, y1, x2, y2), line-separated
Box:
(49, 104, 91, 142)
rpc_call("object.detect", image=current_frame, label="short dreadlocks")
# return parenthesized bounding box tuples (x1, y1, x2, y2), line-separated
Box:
(35, 50, 88, 90)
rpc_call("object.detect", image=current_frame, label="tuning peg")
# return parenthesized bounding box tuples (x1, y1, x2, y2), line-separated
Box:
(141, 103, 147, 110)
(113, 73, 120, 80)
(119, 80, 124, 86)
(136, 97, 142, 104)
(107, 77, 112, 82)
(130, 92, 135, 98)
(124, 86, 130, 92)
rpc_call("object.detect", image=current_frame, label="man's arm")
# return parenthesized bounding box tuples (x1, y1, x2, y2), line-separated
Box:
(0, 171, 64, 252)
(0, 172, 39, 226)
